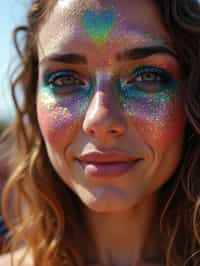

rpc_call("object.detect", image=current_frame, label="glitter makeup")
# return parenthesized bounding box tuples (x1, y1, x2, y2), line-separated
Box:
(37, 1, 185, 146)
(117, 65, 177, 120)
(36, 0, 187, 219)
(38, 64, 178, 130)
(38, 69, 92, 130)
(80, 9, 116, 46)
(114, 64, 178, 134)
(113, 63, 183, 143)
(43, 70, 91, 96)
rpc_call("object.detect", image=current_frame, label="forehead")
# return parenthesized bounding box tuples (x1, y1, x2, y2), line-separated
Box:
(38, 0, 172, 61)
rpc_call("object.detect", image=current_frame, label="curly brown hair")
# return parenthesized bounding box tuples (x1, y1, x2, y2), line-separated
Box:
(1, 0, 200, 265)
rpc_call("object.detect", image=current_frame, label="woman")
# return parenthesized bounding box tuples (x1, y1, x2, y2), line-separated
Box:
(1, 0, 200, 265)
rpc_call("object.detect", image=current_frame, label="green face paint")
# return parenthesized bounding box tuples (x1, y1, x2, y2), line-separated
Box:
(80, 9, 116, 46)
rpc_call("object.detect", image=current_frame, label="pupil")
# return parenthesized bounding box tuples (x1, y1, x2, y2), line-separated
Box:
(56, 76, 74, 85)
(143, 73, 157, 81)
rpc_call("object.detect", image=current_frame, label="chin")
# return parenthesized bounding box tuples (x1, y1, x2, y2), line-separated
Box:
(77, 186, 134, 213)
(86, 200, 132, 213)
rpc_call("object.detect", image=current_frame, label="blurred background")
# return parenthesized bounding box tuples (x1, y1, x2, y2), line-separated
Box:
(1, 0, 29, 127)
(0, 1, 29, 252)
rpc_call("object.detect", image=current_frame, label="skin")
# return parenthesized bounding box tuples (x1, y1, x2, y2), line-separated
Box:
(36, 0, 186, 265)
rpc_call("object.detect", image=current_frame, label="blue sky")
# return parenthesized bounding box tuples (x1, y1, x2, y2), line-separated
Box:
(0, 0, 29, 122)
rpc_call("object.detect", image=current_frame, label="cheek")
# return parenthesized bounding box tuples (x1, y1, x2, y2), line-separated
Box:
(124, 93, 186, 147)
(36, 90, 90, 149)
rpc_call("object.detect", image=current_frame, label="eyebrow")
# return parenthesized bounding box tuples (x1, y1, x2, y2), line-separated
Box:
(117, 46, 177, 61)
(39, 46, 177, 65)
(39, 53, 88, 65)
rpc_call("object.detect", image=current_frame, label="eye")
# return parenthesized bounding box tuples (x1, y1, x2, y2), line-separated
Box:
(120, 66, 175, 94)
(44, 70, 89, 95)
(134, 72, 162, 82)
(126, 66, 167, 85)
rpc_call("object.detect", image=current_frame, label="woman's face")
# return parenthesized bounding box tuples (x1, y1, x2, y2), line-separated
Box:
(37, 0, 186, 212)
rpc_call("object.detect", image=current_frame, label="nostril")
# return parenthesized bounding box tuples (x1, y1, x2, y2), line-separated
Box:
(88, 128, 95, 136)
(109, 129, 120, 134)
(86, 127, 124, 137)
(83, 113, 127, 137)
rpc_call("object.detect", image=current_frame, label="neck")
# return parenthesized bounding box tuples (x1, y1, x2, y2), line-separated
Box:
(83, 193, 163, 266)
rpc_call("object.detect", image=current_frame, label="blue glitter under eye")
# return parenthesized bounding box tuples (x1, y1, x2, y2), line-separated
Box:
(120, 65, 177, 97)
(42, 70, 91, 95)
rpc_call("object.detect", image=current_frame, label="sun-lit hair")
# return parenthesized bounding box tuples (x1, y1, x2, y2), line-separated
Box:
(1, 0, 200, 265)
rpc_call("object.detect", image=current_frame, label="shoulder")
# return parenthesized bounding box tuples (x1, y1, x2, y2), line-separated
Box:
(0, 247, 33, 266)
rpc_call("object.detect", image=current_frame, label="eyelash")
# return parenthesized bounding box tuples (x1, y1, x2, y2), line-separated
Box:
(119, 65, 175, 94)
(44, 70, 89, 93)
(122, 66, 172, 85)
(43, 66, 174, 95)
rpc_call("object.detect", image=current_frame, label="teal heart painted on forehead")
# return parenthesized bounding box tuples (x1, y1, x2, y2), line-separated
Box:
(80, 9, 116, 45)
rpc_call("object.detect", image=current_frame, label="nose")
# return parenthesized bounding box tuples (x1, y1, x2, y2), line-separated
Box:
(82, 72, 127, 139)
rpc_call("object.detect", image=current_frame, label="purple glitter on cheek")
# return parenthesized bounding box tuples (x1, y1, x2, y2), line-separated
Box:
(119, 87, 178, 129)
(37, 89, 91, 130)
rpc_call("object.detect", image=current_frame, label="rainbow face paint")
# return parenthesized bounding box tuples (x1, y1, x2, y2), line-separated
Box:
(37, 0, 187, 216)
(80, 9, 116, 46)
(38, 69, 92, 132)
(39, 64, 177, 128)
(117, 65, 177, 122)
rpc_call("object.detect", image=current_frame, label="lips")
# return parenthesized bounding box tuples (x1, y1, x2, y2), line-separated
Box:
(77, 150, 140, 178)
